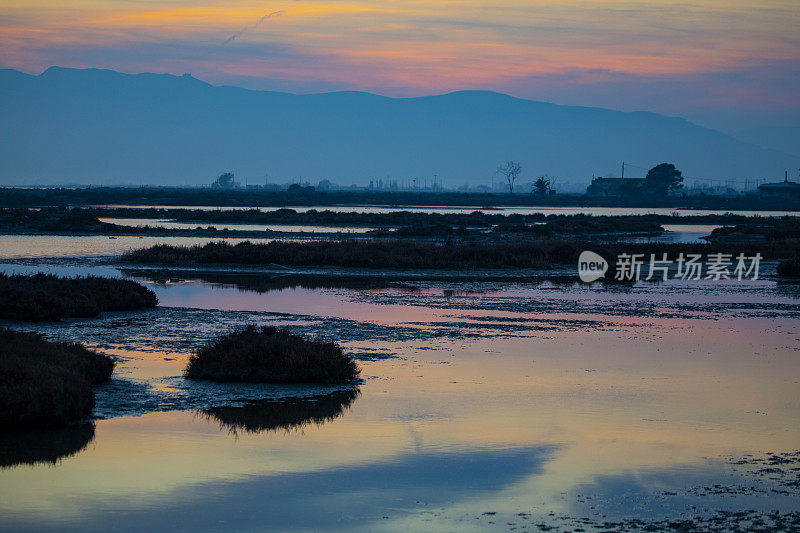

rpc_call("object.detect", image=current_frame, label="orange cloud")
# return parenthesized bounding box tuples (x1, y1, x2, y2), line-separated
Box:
(0, 0, 797, 95)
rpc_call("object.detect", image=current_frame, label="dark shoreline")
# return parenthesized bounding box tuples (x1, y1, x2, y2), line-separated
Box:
(1, 206, 681, 240)
(9, 205, 800, 242)
(4, 186, 800, 211)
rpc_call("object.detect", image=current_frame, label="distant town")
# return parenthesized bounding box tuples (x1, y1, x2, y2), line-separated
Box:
(3, 169, 800, 213)
(201, 163, 800, 201)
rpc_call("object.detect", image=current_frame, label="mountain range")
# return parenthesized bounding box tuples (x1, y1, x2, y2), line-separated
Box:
(1, 66, 797, 187)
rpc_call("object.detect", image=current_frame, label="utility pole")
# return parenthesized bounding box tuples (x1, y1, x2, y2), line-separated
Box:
(621, 161, 625, 179)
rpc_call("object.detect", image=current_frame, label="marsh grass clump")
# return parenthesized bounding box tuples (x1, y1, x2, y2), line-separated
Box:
(185, 325, 360, 384)
(0, 329, 114, 428)
(0, 273, 157, 322)
(777, 258, 800, 277)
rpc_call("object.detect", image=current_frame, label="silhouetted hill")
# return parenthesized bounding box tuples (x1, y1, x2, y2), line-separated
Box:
(1, 67, 797, 186)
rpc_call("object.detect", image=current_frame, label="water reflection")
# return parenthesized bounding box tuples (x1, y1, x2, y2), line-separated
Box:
(122, 269, 417, 293)
(101, 446, 553, 533)
(1, 252, 799, 530)
(99, 218, 378, 234)
(0, 424, 95, 469)
(201, 389, 360, 435)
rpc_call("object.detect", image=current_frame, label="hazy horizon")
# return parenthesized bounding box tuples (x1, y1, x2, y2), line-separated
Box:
(2, 65, 798, 188)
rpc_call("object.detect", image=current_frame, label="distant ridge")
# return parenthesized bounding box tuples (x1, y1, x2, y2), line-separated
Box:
(0, 67, 797, 186)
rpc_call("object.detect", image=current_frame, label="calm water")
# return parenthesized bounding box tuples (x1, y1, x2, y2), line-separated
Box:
(0, 223, 716, 260)
(98, 218, 379, 234)
(1, 247, 799, 530)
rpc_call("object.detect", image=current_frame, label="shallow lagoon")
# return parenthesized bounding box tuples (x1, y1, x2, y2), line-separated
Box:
(0, 253, 799, 531)
(0, 222, 715, 260)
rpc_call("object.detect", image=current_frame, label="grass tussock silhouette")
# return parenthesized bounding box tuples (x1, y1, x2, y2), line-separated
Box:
(185, 325, 360, 384)
(202, 389, 360, 435)
(707, 219, 800, 242)
(0, 423, 96, 468)
(0, 273, 157, 322)
(0, 329, 114, 428)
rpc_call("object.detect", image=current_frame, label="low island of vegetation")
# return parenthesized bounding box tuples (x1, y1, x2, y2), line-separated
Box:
(0, 329, 114, 428)
(10, 206, 800, 240)
(706, 218, 800, 243)
(0, 273, 158, 322)
(123, 239, 798, 271)
(185, 325, 360, 384)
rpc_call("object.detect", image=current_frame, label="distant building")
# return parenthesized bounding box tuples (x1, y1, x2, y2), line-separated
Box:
(586, 177, 645, 197)
(211, 172, 240, 189)
(758, 174, 800, 199)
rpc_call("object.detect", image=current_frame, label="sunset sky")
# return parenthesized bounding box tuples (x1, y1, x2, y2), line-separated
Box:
(1, 0, 798, 144)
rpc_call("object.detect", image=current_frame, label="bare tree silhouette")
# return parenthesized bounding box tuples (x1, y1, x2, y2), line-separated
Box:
(497, 161, 522, 194)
